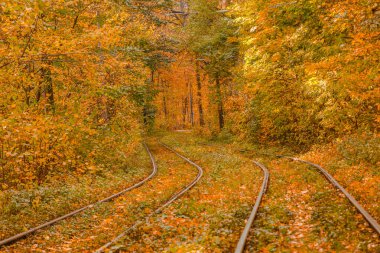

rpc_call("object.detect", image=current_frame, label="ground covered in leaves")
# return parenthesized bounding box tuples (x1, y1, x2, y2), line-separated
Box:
(1, 131, 379, 252)
(160, 132, 380, 252)
(0, 144, 151, 240)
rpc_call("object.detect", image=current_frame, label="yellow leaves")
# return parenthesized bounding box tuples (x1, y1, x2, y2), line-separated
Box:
(229, 0, 379, 145)
(351, 32, 367, 45)
(271, 52, 281, 62)
(87, 165, 98, 174)
(32, 195, 41, 209)
(256, 246, 273, 253)
(141, 224, 151, 233)
(376, 114, 380, 124)
(101, 218, 113, 226)
(227, 36, 239, 43)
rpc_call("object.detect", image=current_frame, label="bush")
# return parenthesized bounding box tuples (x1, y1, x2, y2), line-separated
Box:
(337, 134, 380, 165)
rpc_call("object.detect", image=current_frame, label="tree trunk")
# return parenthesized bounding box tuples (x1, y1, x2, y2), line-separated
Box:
(143, 69, 155, 125)
(40, 64, 55, 112)
(163, 95, 168, 118)
(45, 68, 55, 112)
(188, 80, 194, 126)
(215, 75, 224, 129)
(182, 96, 188, 126)
(195, 61, 205, 126)
(151, 69, 154, 83)
(162, 81, 168, 119)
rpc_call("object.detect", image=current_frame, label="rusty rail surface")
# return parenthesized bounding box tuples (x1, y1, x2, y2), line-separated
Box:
(94, 142, 204, 253)
(281, 156, 380, 235)
(0, 143, 157, 247)
(235, 161, 270, 253)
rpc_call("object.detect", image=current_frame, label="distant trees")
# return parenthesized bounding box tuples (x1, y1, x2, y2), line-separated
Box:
(185, 0, 238, 130)
(154, 0, 378, 148)
(2, 0, 376, 191)
(154, 0, 238, 130)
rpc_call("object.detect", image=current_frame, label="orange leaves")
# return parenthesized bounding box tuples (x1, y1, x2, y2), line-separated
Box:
(101, 218, 114, 227)
(352, 32, 367, 45)
(0, 0, 157, 190)
(231, 0, 379, 146)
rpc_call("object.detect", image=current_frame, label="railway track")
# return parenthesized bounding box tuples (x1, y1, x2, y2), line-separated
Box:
(234, 161, 269, 253)
(0, 143, 157, 248)
(94, 142, 204, 253)
(2, 139, 378, 252)
(235, 155, 379, 252)
(280, 156, 380, 235)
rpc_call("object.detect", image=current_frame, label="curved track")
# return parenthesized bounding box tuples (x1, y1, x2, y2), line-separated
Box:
(280, 156, 380, 235)
(234, 161, 270, 253)
(0, 143, 157, 248)
(235, 155, 379, 252)
(3, 141, 377, 252)
(94, 142, 204, 253)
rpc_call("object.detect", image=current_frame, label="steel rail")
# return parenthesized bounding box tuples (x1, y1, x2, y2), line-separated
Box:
(235, 161, 270, 253)
(94, 142, 204, 253)
(0, 143, 157, 247)
(280, 156, 380, 236)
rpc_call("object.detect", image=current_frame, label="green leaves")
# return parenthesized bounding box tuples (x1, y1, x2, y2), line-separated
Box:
(229, 0, 379, 149)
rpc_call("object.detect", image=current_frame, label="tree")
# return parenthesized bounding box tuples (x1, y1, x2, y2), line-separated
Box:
(182, 0, 239, 130)
(231, 0, 379, 148)
(0, 0, 171, 188)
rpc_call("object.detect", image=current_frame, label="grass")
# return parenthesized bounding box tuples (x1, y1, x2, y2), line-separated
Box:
(2, 142, 198, 252)
(153, 131, 379, 252)
(0, 143, 152, 242)
(301, 146, 380, 222)
(1, 131, 379, 252)
(115, 132, 264, 252)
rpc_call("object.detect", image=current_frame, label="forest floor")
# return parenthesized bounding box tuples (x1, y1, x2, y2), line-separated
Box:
(1, 131, 379, 252)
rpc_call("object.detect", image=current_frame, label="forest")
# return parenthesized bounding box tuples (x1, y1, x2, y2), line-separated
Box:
(0, 0, 379, 252)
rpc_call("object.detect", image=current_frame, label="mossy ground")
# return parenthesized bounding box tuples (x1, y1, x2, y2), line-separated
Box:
(1, 131, 379, 252)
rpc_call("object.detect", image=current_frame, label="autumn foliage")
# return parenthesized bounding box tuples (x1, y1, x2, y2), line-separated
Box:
(229, 0, 379, 148)
(0, 0, 169, 189)
(154, 0, 379, 152)
(0, 0, 379, 251)
(0, 0, 378, 188)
